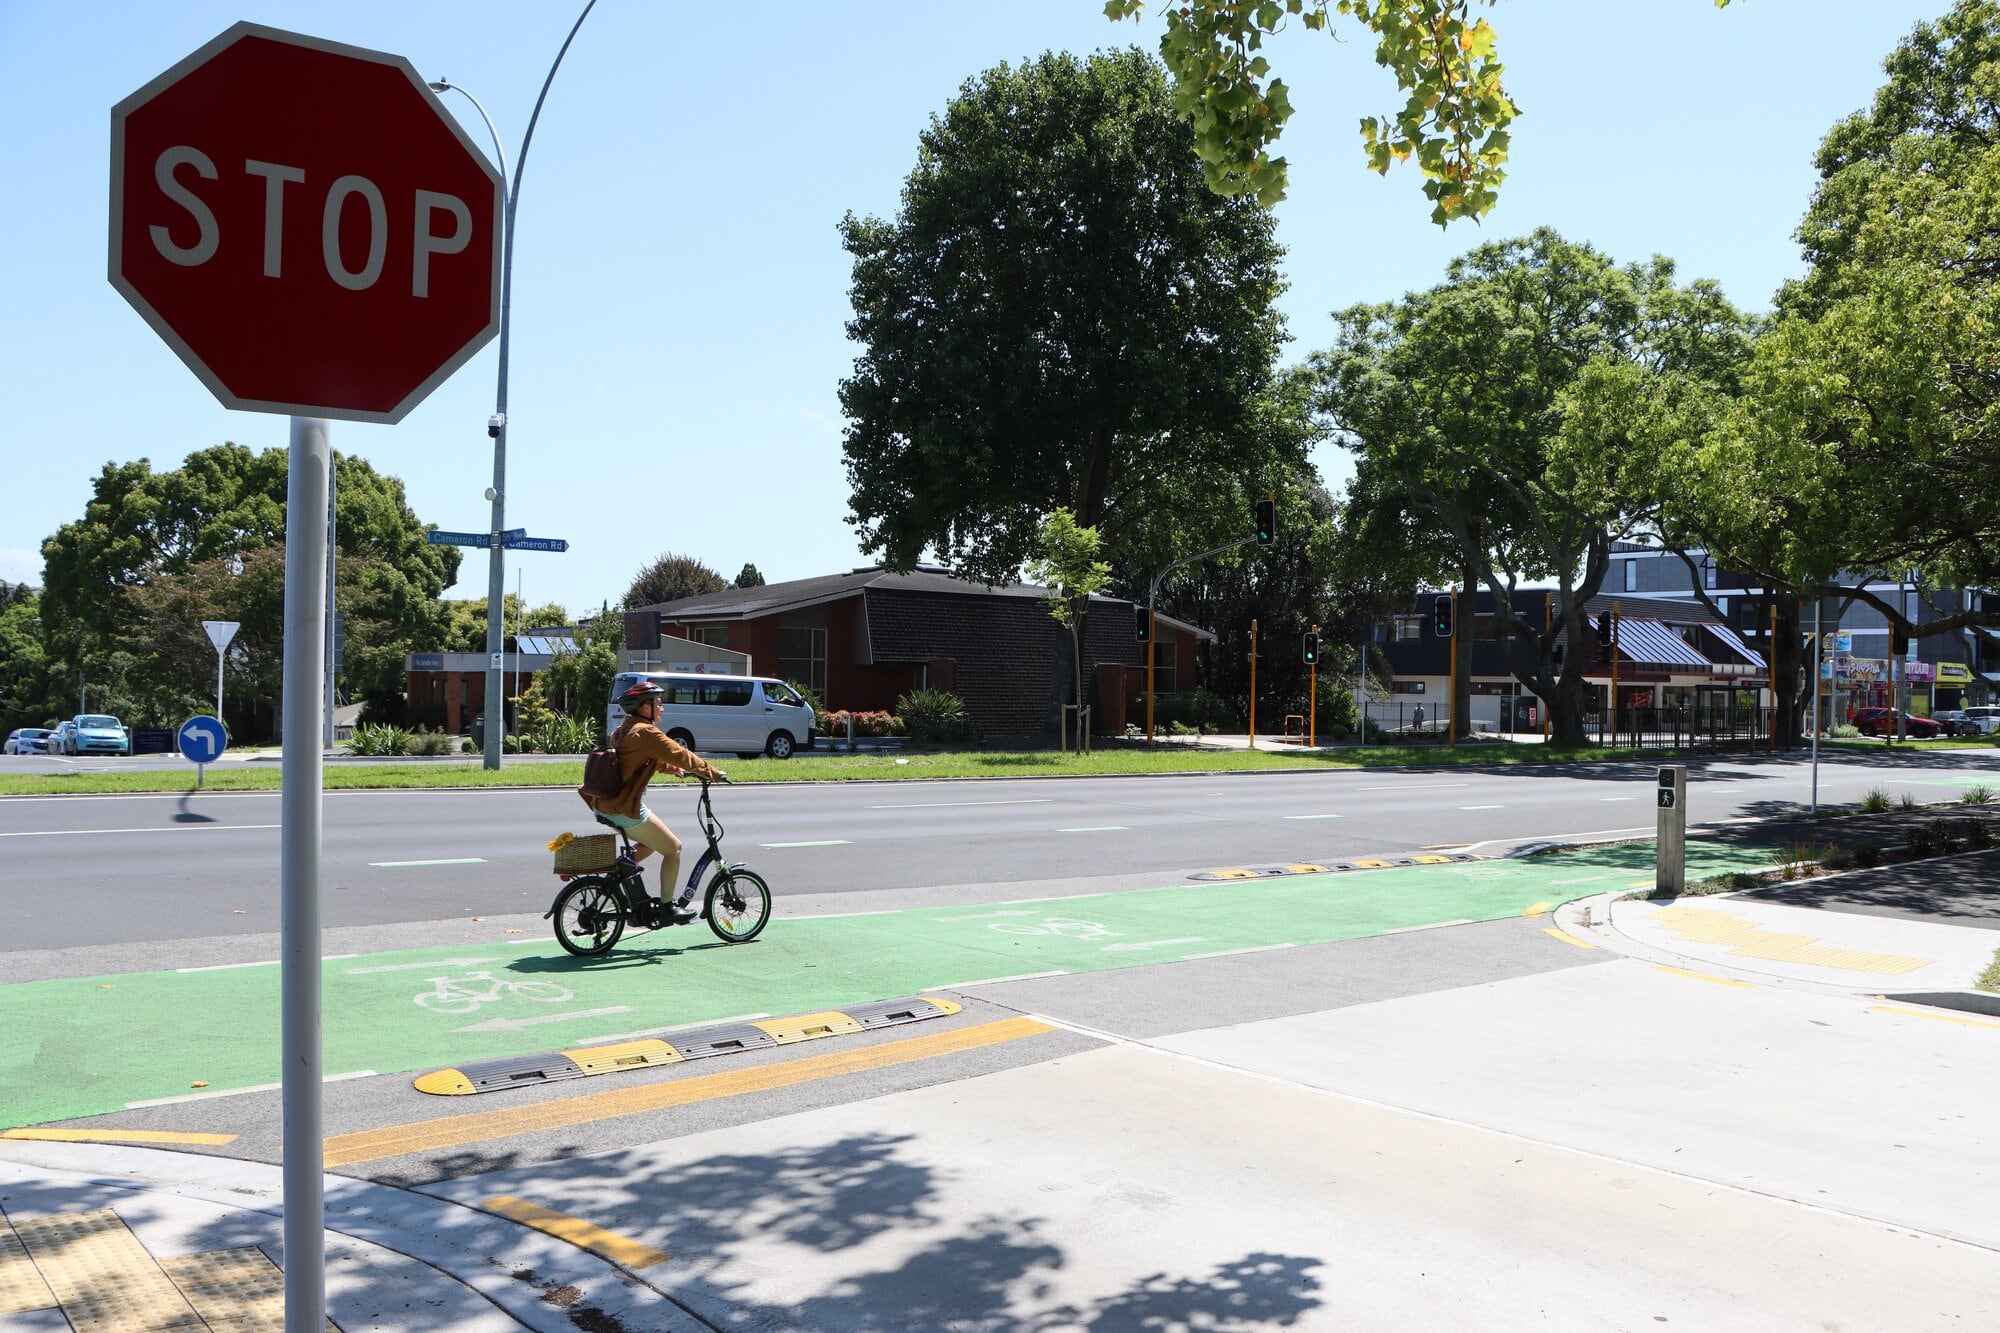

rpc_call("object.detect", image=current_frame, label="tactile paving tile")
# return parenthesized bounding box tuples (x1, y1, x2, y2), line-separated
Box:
(160, 1245, 338, 1332)
(7, 1208, 205, 1330)
(0, 1225, 58, 1316)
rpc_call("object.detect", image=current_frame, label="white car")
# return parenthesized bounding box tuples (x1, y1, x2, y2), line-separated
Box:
(605, 673, 816, 759)
(4, 727, 52, 755)
(1961, 705, 2000, 735)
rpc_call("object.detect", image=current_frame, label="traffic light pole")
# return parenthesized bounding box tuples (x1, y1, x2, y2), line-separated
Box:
(1145, 534, 1259, 745)
(1248, 619, 1258, 749)
(1308, 622, 1318, 747)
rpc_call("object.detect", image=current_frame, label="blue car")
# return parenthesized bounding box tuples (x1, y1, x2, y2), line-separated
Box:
(66, 715, 133, 756)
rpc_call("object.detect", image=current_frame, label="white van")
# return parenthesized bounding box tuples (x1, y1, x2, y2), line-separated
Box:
(606, 672, 816, 759)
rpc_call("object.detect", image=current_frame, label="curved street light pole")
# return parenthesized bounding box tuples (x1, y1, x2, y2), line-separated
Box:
(431, 0, 598, 770)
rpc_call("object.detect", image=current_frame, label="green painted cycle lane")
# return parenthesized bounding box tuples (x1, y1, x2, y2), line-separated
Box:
(0, 840, 1769, 1126)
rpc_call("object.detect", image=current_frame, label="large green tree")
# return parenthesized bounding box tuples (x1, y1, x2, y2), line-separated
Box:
(1319, 228, 1751, 743)
(841, 48, 1295, 724)
(39, 444, 457, 735)
(624, 552, 726, 609)
(1645, 1, 2000, 667)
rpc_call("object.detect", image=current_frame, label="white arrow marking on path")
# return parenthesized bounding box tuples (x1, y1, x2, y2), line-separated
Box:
(1102, 937, 1207, 953)
(454, 1006, 632, 1033)
(346, 957, 501, 975)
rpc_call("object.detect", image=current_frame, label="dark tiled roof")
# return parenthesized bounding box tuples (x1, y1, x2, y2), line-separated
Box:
(637, 567, 1049, 621)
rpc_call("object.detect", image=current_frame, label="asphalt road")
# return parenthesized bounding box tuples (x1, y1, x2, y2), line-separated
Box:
(3, 747, 1997, 952)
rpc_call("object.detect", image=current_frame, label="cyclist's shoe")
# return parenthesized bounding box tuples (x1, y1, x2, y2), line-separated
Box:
(663, 901, 700, 927)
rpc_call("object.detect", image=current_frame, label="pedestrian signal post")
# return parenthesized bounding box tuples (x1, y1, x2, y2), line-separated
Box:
(1656, 765, 1686, 896)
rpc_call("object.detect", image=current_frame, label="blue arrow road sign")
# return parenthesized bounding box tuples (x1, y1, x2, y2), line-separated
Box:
(502, 536, 568, 552)
(426, 530, 492, 548)
(178, 715, 227, 764)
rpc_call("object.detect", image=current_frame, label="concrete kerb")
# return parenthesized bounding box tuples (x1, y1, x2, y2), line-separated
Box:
(0, 1138, 691, 1332)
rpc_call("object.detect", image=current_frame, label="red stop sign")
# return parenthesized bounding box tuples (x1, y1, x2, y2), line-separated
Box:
(110, 23, 501, 424)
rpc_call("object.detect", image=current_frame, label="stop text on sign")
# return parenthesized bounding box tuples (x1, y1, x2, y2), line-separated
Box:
(149, 148, 476, 298)
(110, 23, 502, 424)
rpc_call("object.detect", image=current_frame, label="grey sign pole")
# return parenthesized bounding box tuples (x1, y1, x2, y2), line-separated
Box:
(281, 417, 329, 1330)
(1656, 764, 1687, 897)
(202, 620, 239, 723)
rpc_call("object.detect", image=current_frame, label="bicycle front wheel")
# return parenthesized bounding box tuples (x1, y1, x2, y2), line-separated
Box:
(705, 867, 771, 943)
(553, 878, 625, 956)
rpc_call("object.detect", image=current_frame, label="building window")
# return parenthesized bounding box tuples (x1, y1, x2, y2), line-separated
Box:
(688, 625, 731, 648)
(1623, 561, 1636, 593)
(778, 626, 826, 694)
(1393, 616, 1423, 641)
(1154, 641, 1178, 693)
(1703, 562, 1717, 590)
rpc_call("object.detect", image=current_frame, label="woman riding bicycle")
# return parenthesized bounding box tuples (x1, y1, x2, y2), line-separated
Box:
(584, 680, 726, 924)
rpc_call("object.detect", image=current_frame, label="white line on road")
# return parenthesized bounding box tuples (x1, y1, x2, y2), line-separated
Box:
(368, 857, 488, 867)
(1357, 783, 1469, 792)
(454, 1006, 633, 1034)
(760, 839, 852, 848)
(0, 823, 281, 838)
(1178, 943, 1297, 961)
(934, 970, 1068, 989)
(1283, 814, 1344, 820)
(175, 955, 357, 974)
(126, 1069, 377, 1109)
(345, 957, 501, 975)
(1059, 826, 1129, 833)
(1597, 797, 1635, 803)
(1381, 919, 1474, 934)
(870, 798, 1054, 809)
(1460, 805, 1505, 810)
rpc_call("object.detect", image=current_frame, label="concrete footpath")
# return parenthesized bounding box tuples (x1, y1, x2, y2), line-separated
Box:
(1559, 846, 2000, 1010)
(0, 1139, 683, 1331)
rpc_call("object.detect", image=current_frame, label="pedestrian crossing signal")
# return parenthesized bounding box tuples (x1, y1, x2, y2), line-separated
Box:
(1254, 497, 1275, 546)
(1303, 631, 1319, 665)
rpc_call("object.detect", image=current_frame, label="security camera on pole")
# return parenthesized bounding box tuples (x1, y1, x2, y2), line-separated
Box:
(111, 24, 502, 1328)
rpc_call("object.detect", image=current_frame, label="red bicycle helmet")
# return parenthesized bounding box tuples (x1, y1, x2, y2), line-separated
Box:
(617, 681, 665, 711)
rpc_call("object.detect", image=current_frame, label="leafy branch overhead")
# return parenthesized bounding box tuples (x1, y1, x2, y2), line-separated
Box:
(1106, 1, 1732, 223)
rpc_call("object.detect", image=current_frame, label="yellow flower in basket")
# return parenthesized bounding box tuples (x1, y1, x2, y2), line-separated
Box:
(546, 831, 575, 853)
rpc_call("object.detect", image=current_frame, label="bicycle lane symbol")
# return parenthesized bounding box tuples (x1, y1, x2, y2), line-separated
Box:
(411, 970, 574, 1016)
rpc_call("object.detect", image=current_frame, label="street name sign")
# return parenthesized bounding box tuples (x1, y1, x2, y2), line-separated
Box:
(179, 714, 227, 765)
(427, 530, 492, 547)
(503, 536, 568, 552)
(110, 22, 502, 422)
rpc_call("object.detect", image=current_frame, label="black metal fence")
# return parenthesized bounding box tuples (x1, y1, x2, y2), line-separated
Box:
(1593, 705, 1775, 750)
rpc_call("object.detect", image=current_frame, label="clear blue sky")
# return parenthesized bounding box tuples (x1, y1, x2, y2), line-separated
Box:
(0, 1, 1947, 618)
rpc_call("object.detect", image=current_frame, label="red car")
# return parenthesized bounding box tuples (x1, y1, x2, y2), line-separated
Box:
(1851, 707, 1940, 738)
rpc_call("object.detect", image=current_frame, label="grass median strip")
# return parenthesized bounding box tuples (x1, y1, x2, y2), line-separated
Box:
(0, 743, 1667, 795)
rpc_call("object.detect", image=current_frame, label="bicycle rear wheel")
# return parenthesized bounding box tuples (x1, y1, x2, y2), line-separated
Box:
(553, 878, 626, 956)
(705, 866, 771, 943)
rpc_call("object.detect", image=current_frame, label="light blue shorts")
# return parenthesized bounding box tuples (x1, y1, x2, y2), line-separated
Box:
(597, 803, 652, 830)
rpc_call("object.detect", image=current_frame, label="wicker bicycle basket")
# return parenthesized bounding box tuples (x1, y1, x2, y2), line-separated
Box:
(552, 833, 617, 874)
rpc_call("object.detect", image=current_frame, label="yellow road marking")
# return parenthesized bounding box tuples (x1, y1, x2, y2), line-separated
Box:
(1280, 863, 1330, 874)
(1542, 927, 1596, 950)
(1644, 904, 1931, 975)
(1213, 868, 1259, 879)
(1654, 965, 1751, 988)
(1413, 855, 1451, 864)
(1, 1128, 238, 1147)
(482, 1195, 670, 1269)
(325, 1015, 1056, 1167)
(1349, 859, 1390, 869)
(1869, 1004, 2000, 1032)
(1522, 901, 1554, 917)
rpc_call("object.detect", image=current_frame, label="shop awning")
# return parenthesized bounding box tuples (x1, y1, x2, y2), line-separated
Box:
(1705, 623, 1766, 668)
(1601, 615, 1711, 668)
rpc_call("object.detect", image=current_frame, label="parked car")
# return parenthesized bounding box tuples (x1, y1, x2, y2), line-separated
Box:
(1933, 709, 1974, 736)
(45, 720, 78, 754)
(1961, 705, 2000, 735)
(3, 727, 52, 755)
(65, 714, 133, 756)
(1851, 706, 1941, 739)
(604, 672, 816, 759)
